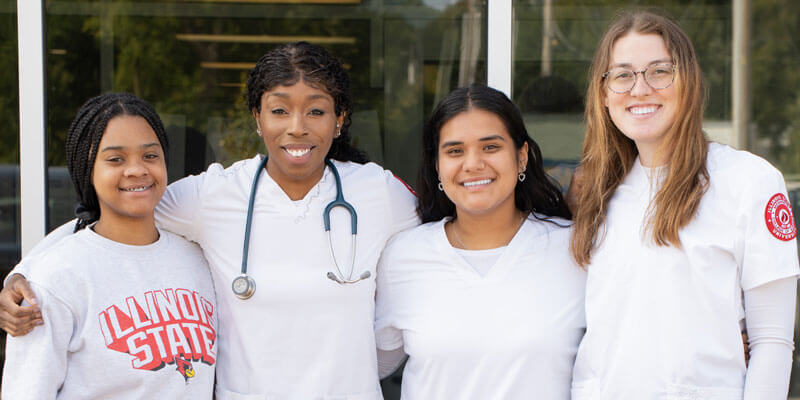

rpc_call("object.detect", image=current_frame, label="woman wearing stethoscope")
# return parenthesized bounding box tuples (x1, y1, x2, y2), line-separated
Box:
(2, 42, 418, 399)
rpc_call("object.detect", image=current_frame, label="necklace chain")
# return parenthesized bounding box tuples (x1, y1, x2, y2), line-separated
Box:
(449, 213, 526, 250)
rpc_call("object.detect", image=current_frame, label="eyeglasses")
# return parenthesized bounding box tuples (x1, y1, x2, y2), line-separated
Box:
(602, 63, 676, 94)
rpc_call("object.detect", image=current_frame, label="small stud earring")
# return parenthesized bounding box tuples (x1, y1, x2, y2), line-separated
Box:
(256, 128, 262, 136)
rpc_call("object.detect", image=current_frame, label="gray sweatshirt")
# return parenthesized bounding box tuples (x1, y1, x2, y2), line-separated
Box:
(2, 228, 216, 399)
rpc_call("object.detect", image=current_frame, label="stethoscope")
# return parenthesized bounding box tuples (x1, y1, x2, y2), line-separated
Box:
(231, 156, 371, 300)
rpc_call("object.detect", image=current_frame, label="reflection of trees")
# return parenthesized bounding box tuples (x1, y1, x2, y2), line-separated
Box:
(751, 0, 800, 175)
(514, 1, 730, 119)
(513, 1, 800, 175)
(0, 8, 18, 164)
(37, 1, 489, 183)
(46, 13, 101, 166)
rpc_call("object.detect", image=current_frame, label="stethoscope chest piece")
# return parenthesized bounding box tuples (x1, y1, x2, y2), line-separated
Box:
(234, 156, 369, 300)
(232, 274, 256, 300)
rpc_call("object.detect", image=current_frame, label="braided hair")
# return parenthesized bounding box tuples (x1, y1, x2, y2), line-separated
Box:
(246, 41, 368, 163)
(65, 92, 169, 232)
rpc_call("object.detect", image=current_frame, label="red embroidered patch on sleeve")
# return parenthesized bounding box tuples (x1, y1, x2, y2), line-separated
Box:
(765, 193, 797, 241)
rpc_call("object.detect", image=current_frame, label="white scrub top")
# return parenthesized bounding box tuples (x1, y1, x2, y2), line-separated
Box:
(375, 216, 586, 400)
(571, 143, 800, 400)
(157, 155, 419, 400)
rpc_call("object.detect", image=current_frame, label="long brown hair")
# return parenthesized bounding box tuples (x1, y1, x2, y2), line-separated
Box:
(570, 10, 709, 267)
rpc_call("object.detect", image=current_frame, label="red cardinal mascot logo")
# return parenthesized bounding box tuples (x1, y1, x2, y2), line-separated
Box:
(175, 356, 196, 382)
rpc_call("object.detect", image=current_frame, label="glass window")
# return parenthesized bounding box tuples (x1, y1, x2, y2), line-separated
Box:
(513, 0, 800, 395)
(0, 0, 19, 275)
(45, 0, 487, 232)
(0, 0, 18, 379)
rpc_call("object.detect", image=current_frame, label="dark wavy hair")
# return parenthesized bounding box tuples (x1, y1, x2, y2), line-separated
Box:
(246, 41, 368, 163)
(416, 84, 571, 223)
(65, 92, 169, 232)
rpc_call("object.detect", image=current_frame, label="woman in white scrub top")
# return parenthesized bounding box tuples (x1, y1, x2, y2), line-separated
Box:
(569, 11, 799, 400)
(375, 84, 586, 399)
(1, 42, 419, 399)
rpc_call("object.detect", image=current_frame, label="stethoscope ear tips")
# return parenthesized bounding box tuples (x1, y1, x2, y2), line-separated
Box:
(327, 270, 371, 284)
(327, 272, 343, 284)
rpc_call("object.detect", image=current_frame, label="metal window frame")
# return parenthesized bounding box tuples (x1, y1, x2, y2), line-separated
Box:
(487, 0, 512, 97)
(17, 0, 47, 256)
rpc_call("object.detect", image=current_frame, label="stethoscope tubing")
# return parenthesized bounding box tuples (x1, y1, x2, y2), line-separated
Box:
(239, 154, 269, 276)
(234, 156, 368, 300)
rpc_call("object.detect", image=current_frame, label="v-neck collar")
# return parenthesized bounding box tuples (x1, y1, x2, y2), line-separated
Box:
(435, 215, 531, 282)
(251, 155, 334, 218)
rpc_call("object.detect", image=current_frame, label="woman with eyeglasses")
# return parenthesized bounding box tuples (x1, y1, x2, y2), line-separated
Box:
(569, 11, 798, 399)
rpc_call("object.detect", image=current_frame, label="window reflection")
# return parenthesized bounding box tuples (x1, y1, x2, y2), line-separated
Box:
(0, 0, 20, 272)
(45, 0, 487, 232)
(0, 0, 18, 381)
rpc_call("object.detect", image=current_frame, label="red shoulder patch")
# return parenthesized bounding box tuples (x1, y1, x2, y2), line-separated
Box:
(393, 173, 417, 197)
(765, 193, 797, 241)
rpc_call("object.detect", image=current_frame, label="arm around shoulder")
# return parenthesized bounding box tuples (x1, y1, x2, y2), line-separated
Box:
(0, 221, 77, 335)
(156, 172, 207, 241)
(2, 282, 75, 399)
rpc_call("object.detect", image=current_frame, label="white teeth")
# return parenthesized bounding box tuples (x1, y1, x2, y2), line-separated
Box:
(286, 148, 310, 157)
(463, 179, 492, 187)
(122, 185, 150, 192)
(630, 106, 657, 115)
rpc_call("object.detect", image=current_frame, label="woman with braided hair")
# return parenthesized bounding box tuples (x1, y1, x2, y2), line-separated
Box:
(2, 92, 217, 399)
(2, 42, 418, 399)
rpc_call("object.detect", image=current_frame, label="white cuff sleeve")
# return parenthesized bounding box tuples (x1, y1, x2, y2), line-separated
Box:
(743, 276, 797, 400)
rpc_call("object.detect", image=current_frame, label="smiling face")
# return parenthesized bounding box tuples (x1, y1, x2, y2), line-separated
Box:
(253, 80, 344, 199)
(436, 108, 528, 219)
(92, 115, 167, 226)
(605, 32, 678, 165)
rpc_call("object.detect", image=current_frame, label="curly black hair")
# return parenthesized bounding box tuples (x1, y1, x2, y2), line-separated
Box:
(416, 84, 571, 223)
(246, 41, 368, 163)
(65, 92, 169, 232)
